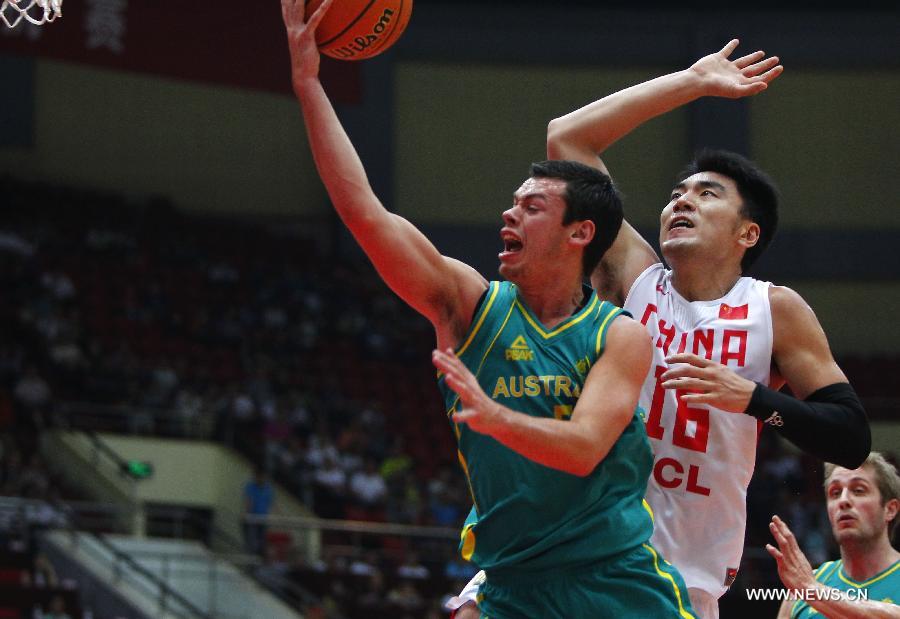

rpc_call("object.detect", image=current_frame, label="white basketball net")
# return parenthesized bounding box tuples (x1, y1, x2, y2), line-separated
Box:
(1, 0, 62, 28)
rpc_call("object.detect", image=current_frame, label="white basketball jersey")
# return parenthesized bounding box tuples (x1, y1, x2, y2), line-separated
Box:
(624, 263, 774, 598)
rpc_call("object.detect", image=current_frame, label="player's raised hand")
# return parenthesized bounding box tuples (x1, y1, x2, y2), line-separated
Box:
(661, 352, 757, 413)
(766, 515, 817, 591)
(433, 348, 505, 436)
(689, 38, 783, 99)
(281, 0, 334, 85)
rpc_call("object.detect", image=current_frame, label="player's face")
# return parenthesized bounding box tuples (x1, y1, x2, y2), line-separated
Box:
(659, 172, 752, 262)
(825, 465, 893, 546)
(499, 177, 570, 282)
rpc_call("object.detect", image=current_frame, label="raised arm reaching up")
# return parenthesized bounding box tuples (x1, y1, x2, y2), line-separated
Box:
(281, 0, 487, 349)
(547, 39, 782, 172)
(546, 40, 783, 304)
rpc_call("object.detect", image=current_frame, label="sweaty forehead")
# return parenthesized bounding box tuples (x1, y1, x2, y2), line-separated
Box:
(515, 176, 566, 199)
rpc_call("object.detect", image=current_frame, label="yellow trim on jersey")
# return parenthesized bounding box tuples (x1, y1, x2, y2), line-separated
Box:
(594, 302, 620, 355)
(445, 300, 517, 416)
(514, 292, 599, 339)
(642, 499, 655, 523)
(838, 558, 900, 588)
(642, 543, 696, 619)
(815, 561, 838, 582)
(457, 281, 500, 358)
(460, 521, 477, 561)
(457, 448, 480, 514)
(792, 562, 839, 618)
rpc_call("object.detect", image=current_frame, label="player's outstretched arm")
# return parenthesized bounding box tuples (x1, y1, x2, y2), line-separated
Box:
(432, 317, 651, 476)
(767, 516, 900, 619)
(546, 39, 782, 171)
(282, 0, 486, 346)
(550, 39, 782, 304)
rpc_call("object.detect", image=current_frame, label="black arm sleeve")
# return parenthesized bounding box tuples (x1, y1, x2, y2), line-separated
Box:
(744, 382, 871, 469)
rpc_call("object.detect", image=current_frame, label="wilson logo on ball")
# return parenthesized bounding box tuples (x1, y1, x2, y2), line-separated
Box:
(309, 0, 413, 61)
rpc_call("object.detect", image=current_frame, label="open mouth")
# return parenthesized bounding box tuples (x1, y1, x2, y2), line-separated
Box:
(503, 238, 523, 253)
(500, 230, 524, 257)
(668, 216, 694, 231)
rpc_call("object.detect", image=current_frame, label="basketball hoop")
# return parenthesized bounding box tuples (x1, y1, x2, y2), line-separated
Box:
(1, 0, 62, 28)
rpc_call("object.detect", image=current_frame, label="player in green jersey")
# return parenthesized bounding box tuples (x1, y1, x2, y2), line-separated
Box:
(769, 452, 900, 618)
(282, 1, 694, 616)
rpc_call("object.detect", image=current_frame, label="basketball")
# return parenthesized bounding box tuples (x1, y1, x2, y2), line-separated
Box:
(307, 0, 413, 61)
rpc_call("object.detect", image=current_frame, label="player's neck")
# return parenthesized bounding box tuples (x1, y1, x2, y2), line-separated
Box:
(516, 275, 586, 329)
(839, 535, 900, 582)
(669, 262, 743, 302)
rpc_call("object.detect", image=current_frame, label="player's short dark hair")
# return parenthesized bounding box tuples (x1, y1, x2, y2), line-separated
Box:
(678, 149, 779, 273)
(530, 160, 623, 277)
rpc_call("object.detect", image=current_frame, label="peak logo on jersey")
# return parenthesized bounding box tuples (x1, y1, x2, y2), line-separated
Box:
(505, 335, 534, 361)
(719, 303, 749, 320)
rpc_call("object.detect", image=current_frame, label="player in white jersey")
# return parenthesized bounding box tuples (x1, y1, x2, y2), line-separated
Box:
(450, 40, 871, 619)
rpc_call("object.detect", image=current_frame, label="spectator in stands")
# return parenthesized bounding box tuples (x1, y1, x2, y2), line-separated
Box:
(386, 580, 423, 612)
(242, 466, 274, 555)
(427, 465, 466, 527)
(349, 457, 387, 511)
(397, 551, 430, 580)
(12, 365, 52, 424)
(311, 452, 347, 519)
(357, 569, 387, 612)
(28, 552, 59, 588)
(349, 550, 380, 577)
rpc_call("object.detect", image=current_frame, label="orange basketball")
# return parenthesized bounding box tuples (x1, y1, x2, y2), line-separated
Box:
(306, 0, 413, 61)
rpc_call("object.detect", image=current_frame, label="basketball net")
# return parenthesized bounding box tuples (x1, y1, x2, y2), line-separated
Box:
(1, 0, 62, 28)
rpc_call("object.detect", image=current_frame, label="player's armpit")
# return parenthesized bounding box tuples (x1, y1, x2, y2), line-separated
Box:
(590, 221, 659, 307)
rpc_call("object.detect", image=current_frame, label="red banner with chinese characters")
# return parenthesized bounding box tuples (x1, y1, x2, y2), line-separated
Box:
(0, 0, 361, 103)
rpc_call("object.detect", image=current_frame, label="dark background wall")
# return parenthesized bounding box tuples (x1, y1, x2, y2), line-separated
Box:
(1, 2, 898, 356)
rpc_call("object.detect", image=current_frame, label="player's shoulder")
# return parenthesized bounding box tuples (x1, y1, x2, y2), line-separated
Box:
(624, 262, 667, 297)
(604, 311, 651, 352)
(767, 285, 817, 322)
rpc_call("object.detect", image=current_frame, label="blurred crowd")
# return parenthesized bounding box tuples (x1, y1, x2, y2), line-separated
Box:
(0, 176, 895, 617)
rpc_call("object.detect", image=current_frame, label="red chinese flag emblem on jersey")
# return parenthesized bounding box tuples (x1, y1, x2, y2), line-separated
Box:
(719, 303, 748, 320)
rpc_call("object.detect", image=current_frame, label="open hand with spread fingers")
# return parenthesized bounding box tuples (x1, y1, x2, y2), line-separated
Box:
(432, 348, 506, 436)
(690, 38, 784, 99)
(766, 514, 817, 591)
(281, 0, 334, 87)
(661, 352, 757, 413)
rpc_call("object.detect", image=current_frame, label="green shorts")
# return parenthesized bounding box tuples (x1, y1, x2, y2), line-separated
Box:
(478, 544, 696, 619)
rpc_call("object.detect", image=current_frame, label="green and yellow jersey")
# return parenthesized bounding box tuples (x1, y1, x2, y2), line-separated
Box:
(791, 558, 900, 618)
(438, 280, 654, 575)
